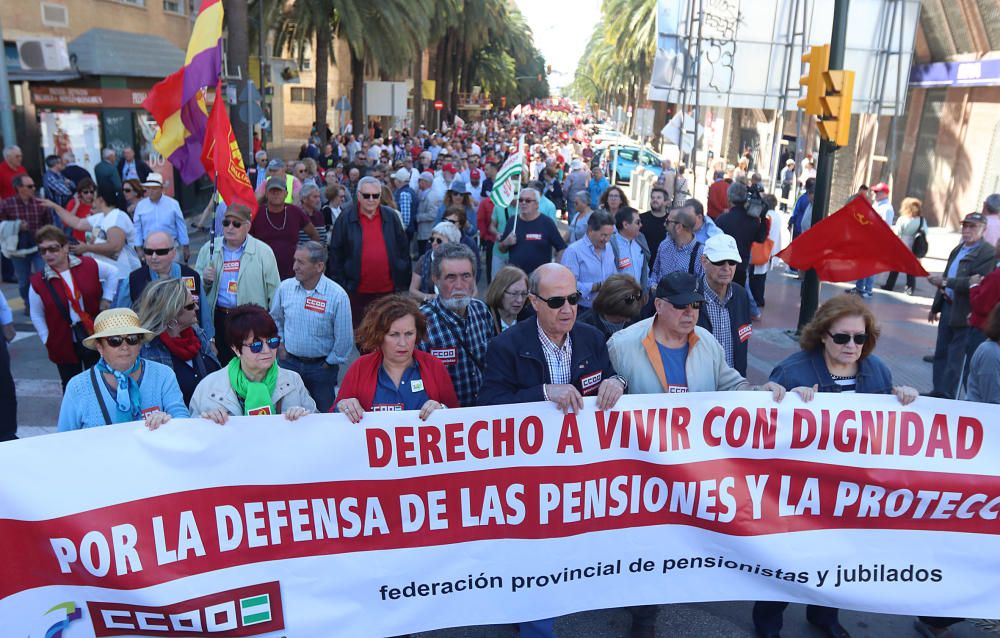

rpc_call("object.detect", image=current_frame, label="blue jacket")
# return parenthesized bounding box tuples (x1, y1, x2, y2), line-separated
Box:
(478, 317, 616, 405)
(696, 280, 752, 377)
(789, 192, 810, 235)
(769, 349, 893, 395)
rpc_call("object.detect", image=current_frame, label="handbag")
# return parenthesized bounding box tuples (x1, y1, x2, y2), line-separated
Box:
(43, 277, 92, 344)
(750, 215, 774, 266)
(911, 218, 929, 259)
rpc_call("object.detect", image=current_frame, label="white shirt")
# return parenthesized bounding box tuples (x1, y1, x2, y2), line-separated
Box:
(86, 209, 140, 278)
(29, 259, 119, 344)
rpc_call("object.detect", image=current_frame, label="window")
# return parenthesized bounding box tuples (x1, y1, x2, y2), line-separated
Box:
(641, 151, 660, 166)
(617, 149, 638, 163)
(117, 0, 145, 6)
(41, 3, 69, 27)
(163, 0, 184, 14)
(291, 87, 315, 104)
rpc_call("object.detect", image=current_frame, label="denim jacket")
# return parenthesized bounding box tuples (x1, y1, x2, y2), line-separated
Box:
(769, 349, 893, 395)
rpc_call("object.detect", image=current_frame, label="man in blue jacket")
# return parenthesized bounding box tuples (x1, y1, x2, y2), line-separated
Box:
(477, 262, 628, 638)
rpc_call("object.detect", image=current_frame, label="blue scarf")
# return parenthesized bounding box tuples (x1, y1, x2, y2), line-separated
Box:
(97, 358, 142, 418)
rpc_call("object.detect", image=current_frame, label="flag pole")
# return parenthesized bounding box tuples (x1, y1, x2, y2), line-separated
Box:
(511, 134, 526, 235)
(208, 175, 219, 260)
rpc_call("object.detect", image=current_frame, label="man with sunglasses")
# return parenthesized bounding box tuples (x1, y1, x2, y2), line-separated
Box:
(696, 234, 753, 376)
(1, 174, 51, 307)
(649, 208, 703, 297)
(196, 204, 280, 365)
(608, 271, 785, 400)
(478, 262, 625, 638)
(117, 231, 209, 330)
(497, 187, 567, 278)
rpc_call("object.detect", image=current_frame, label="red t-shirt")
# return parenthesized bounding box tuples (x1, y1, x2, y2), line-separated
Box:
(67, 199, 92, 243)
(357, 210, 394, 294)
(251, 204, 311, 279)
(0, 163, 27, 200)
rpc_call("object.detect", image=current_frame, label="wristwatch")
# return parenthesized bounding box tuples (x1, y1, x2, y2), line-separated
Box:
(610, 374, 628, 392)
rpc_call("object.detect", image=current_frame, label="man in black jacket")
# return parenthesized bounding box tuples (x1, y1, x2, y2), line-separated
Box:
(696, 234, 752, 376)
(715, 180, 767, 288)
(327, 176, 411, 327)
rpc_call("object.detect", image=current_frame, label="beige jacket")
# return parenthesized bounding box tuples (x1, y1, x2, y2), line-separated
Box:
(189, 366, 317, 416)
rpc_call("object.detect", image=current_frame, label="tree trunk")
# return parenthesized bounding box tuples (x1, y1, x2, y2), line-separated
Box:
(313, 23, 330, 138)
(439, 30, 454, 107)
(412, 51, 423, 132)
(223, 0, 251, 161)
(350, 50, 365, 135)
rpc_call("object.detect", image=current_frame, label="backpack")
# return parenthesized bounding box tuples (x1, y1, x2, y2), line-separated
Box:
(911, 217, 929, 259)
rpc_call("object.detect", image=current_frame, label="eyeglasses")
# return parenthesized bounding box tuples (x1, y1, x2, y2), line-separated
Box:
(20, 183, 36, 190)
(79, 189, 95, 194)
(671, 301, 703, 311)
(430, 237, 444, 245)
(143, 247, 173, 256)
(827, 332, 867, 345)
(359, 192, 380, 200)
(39, 244, 64, 254)
(517, 198, 536, 204)
(122, 188, 135, 193)
(104, 335, 143, 347)
(183, 302, 197, 311)
(624, 294, 639, 304)
(534, 291, 583, 309)
(243, 336, 281, 353)
(708, 259, 739, 267)
(222, 219, 244, 228)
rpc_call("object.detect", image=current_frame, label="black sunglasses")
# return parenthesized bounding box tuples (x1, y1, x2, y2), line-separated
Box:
(671, 301, 703, 311)
(709, 259, 739, 267)
(534, 291, 583, 309)
(359, 192, 380, 200)
(222, 219, 243, 228)
(243, 336, 281, 353)
(183, 302, 197, 311)
(828, 332, 867, 345)
(143, 247, 172, 256)
(104, 335, 143, 347)
(430, 237, 444, 245)
(79, 189, 95, 194)
(122, 187, 135, 193)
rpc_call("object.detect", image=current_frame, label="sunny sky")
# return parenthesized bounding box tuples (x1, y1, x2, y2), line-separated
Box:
(514, 0, 602, 92)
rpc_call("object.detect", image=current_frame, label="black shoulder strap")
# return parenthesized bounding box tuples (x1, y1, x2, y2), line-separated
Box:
(43, 276, 73, 327)
(688, 241, 701, 274)
(90, 367, 113, 426)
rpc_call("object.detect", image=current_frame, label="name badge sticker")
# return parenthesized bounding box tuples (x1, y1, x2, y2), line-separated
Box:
(247, 405, 272, 416)
(181, 276, 196, 291)
(410, 379, 425, 392)
(617, 257, 632, 270)
(305, 296, 327, 313)
(222, 260, 240, 273)
(525, 233, 543, 241)
(372, 404, 403, 412)
(738, 324, 753, 343)
(227, 280, 238, 294)
(580, 371, 602, 395)
(141, 406, 161, 416)
(430, 348, 457, 365)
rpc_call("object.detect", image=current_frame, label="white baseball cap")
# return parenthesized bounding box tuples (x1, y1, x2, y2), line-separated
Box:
(703, 234, 742, 263)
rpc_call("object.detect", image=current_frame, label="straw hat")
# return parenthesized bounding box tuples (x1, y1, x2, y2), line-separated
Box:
(83, 308, 154, 350)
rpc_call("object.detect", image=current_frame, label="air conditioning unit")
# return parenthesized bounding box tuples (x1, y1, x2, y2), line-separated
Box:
(16, 38, 71, 71)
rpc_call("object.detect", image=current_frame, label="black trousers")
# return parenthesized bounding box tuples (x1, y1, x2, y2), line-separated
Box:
(919, 616, 961, 629)
(56, 344, 100, 391)
(749, 272, 767, 306)
(0, 337, 16, 441)
(753, 602, 838, 633)
(883, 271, 916, 291)
(215, 307, 236, 367)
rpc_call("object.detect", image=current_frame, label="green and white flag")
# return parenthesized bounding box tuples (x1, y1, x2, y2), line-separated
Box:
(489, 138, 525, 209)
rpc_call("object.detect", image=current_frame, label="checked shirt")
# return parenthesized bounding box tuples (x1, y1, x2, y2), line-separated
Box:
(419, 297, 496, 407)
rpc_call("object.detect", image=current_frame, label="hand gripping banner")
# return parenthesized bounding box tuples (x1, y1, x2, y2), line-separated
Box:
(1, 392, 997, 636)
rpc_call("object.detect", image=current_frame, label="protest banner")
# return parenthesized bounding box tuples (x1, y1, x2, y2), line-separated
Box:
(1, 392, 998, 637)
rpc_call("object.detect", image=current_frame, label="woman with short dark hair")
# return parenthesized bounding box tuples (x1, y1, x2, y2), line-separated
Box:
(576, 274, 643, 340)
(189, 304, 315, 423)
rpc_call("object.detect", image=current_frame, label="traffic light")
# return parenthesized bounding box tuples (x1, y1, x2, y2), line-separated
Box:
(798, 45, 829, 116)
(817, 69, 855, 147)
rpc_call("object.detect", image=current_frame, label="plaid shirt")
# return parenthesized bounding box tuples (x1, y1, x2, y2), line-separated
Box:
(538, 323, 573, 385)
(419, 297, 496, 407)
(650, 236, 704, 288)
(0, 196, 52, 234)
(43, 170, 74, 208)
(701, 277, 735, 368)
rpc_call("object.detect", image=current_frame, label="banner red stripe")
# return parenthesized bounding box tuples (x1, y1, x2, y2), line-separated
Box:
(2, 457, 998, 599)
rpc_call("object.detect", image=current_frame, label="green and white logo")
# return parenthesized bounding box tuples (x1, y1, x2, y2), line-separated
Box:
(239, 594, 271, 626)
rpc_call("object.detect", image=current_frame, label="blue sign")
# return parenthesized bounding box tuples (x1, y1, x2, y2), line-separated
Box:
(910, 60, 1000, 88)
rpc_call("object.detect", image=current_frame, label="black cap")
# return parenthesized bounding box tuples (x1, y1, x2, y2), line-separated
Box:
(655, 272, 704, 306)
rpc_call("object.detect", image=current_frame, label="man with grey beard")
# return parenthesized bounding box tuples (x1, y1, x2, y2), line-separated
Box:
(419, 242, 496, 406)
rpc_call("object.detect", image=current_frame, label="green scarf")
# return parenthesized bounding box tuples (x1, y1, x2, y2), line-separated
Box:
(228, 357, 278, 416)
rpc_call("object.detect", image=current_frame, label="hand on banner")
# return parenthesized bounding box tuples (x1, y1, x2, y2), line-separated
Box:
(595, 378, 625, 411)
(545, 384, 583, 413)
(755, 381, 787, 402)
(200, 408, 230, 425)
(792, 384, 819, 402)
(338, 398, 365, 423)
(143, 410, 172, 430)
(418, 400, 445, 421)
(284, 407, 311, 421)
(892, 385, 919, 405)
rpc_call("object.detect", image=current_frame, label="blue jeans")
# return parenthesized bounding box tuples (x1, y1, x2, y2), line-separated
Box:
(278, 356, 339, 413)
(519, 619, 556, 638)
(12, 253, 43, 307)
(932, 301, 967, 399)
(854, 276, 874, 295)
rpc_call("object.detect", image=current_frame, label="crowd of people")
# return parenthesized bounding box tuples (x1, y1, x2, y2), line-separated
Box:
(0, 105, 994, 638)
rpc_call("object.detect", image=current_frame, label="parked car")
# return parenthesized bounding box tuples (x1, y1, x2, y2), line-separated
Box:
(591, 146, 663, 182)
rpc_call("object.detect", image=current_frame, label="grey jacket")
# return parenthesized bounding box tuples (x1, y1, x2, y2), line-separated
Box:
(189, 366, 317, 416)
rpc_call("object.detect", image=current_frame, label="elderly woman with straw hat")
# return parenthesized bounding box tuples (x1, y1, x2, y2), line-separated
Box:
(57, 308, 189, 431)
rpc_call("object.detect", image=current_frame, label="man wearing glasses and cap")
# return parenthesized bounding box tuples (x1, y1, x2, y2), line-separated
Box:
(696, 234, 754, 377)
(478, 262, 625, 638)
(132, 172, 190, 262)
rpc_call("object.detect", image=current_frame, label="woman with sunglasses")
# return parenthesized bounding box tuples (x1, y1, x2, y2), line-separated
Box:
(335, 294, 457, 422)
(190, 304, 315, 423)
(65, 176, 97, 242)
(576, 273, 643, 341)
(136, 278, 220, 405)
(484, 265, 530, 333)
(751, 293, 916, 638)
(408, 221, 461, 302)
(57, 308, 188, 431)
(42, 192, 140, 284)
(122, 179, 143, 217)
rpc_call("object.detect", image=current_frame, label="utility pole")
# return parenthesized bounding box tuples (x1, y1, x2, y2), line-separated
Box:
(797, 0, 850, 330)
(0, 14, 17, 147)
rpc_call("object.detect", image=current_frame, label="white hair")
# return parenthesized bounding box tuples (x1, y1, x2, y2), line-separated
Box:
(2, 146, 21, 161)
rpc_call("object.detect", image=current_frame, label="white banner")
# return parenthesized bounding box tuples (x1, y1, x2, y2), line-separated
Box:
(2, 392, 998, 637)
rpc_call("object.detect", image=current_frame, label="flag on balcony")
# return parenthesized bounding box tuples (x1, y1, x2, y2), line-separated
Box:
(141, 0, 224, 183)
(202, 80, 257, 213)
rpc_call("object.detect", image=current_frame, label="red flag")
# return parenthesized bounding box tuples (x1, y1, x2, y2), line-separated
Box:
(775, 195, 929, 282)
(201, 80, 257, 213)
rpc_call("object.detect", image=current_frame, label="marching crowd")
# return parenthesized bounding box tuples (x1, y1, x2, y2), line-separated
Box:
(0, 107, 995, 638)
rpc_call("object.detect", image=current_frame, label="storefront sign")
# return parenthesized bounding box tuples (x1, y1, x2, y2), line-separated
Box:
(31, 86, 150, 110)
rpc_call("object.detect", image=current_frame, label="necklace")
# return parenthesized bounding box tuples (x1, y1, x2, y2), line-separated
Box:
(264, 205, 287, 231)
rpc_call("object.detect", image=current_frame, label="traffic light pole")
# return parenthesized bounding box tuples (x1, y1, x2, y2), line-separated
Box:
(797, 0, 850, 330)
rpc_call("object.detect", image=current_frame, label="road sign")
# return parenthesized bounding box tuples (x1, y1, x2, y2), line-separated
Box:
(434, 100, 444, 111)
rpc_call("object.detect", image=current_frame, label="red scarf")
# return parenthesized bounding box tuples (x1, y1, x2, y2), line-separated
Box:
(159, 327, 201, 361)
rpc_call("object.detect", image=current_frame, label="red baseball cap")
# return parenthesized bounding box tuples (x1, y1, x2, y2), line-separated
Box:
(470, 168, 481, 179)
(871, 182, 890, 193)
(442, 163, 457, 174)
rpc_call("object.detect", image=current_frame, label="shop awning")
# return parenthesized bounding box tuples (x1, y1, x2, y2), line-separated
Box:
(69, 28, 184, 79)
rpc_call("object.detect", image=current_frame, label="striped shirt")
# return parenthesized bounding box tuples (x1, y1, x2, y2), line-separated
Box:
(270, 275, 353, 366)
(650, 236, 703, 288)
(831, 374, 857, 393)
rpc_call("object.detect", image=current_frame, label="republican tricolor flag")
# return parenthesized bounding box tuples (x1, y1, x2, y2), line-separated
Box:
(142, 0, 223, 184)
